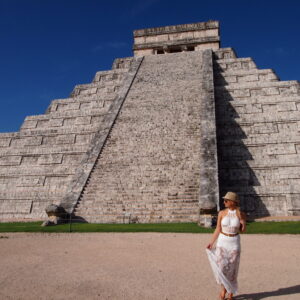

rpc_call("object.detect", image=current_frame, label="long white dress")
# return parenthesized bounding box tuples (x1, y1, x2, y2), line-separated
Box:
(206, 209, 241, 295)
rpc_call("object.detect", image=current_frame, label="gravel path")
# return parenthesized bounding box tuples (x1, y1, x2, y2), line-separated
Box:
(0, 233, 299, 300)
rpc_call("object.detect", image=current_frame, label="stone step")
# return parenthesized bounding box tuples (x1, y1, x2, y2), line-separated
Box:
(213, 57, 257, 71)
(214, 69, 279, 85)
(216, 110, 300, 124)
(112, 57, 134, 70)
(217, 133, 300, 146)
(215, 79, 299, 92)
(216, 101, 299, 117)
(76, 205, 199, 213)
(46, 94, 116, 113)
(71, 82, 122, 97)
(0, 132, 19, 139)
(215, 94, 300, 105)
(20, 112, 108, 133)
(215, 68, 278, 78)
(92, 68, 128, 82)
(219, 156, 300, 169)
(0, 143, 88, 155)
(220, 184, 300, 195)
(0, 165, 77, 176)
(213, 48, 237, 60)
(18, 122, 105, 136)
(76, 198, 198, 207)
(24, 107, 111, 123)
(76, 213, 199, 224)
(76, 207, 199, 215)
(0, 189, 67, 199)
(46, 87, 120, 114)
(48, 100, 106, 114)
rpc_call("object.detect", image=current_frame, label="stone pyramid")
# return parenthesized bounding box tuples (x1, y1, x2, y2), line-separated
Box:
(0, 20, 299, 224)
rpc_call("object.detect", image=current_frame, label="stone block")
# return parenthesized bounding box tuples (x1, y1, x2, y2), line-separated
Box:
(277, 122, 298, 133)
(62, 154, 83, 164)
(259, 72, 278, 81)
(251, 123, 278, 134)
(37, 119, 49, 128)
(38, 154, 63, 165)
(75, 116, 91, 125)
(0, 138, 11, 147)
(0, 200, 32, 214)
(44, 176, 71, 186)
(279, 85, 299, 96)
(49, 118, 64, 127)
(238, 74, 259, 82)
(42, 134, 76, 145)
(0, 156, 22, 166)
(10, 136, 43, 147)
(277, 102, 297, 112)
(243, 103, 263, 114)
(17, 176, 45, 187)
(75, 134, 95, 144)
(262, 87, 280, 95)
(266, 144, 296, 155)
(57, 102, 80, 111)
(233, 89, 250, 97)
(79, 87, 97, 95)
(20, 155, 39, 165)
(21, 120, 38, 129)
(91, 115, 104, 125)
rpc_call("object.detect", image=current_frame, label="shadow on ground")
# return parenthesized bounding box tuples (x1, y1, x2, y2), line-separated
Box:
(235, 284, 300, 300)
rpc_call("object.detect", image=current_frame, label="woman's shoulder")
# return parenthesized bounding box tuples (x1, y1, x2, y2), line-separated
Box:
(218, 209, 227, 216)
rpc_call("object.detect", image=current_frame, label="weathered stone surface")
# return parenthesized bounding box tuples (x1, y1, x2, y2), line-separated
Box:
(133, 20, 220, 56)
(214, 47, 300, 217)
(0, 20, 299, 223)
(0, 54, 131, 221)
(74, 50, 218, 223)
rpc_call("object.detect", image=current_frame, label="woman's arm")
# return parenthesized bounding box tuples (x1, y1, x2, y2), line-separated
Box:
(239, 211, 247, 233)
(206, 211, 222, 249)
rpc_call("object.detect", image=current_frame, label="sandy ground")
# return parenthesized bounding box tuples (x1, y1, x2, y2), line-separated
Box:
(0, 233, 299, 300)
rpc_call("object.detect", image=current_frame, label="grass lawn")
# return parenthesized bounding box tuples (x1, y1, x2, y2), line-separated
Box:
(0, 221, 299, 234)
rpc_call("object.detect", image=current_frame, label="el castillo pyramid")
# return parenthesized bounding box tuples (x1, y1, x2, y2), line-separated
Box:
(0, 20, 299, 224)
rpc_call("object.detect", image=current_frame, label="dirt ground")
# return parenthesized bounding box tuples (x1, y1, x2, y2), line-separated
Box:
(0, 233, 299, 300)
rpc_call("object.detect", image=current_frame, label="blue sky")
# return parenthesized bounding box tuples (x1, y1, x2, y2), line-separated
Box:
(0, 0, 299, 132)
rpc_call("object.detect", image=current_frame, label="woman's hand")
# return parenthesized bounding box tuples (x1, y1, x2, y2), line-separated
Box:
(206, 243, 214, 250)
(240, 222, 246, 233)
(240, 211, 247, 233)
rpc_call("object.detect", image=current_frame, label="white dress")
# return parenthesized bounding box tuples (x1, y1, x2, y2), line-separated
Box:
(206, 209, 241, 295)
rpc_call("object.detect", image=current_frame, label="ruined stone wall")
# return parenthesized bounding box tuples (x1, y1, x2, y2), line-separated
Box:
(75, 50, 218, 223)
(0, 61, 132, 221)
(214, 48, 300, 217)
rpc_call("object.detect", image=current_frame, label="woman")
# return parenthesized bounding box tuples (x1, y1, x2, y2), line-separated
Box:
(206, 192, 246, 300)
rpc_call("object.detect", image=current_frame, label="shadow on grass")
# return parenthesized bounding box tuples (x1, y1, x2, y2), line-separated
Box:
(236, 284, 300, 300)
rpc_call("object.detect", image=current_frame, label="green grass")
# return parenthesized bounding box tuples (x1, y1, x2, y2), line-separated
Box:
(245, 221, 300, 234)
(0, 221, 299, 234)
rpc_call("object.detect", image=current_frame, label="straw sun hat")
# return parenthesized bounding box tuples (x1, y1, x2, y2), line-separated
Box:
(222, 191, 240, 204)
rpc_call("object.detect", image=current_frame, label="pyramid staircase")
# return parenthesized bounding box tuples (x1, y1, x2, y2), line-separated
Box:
(0, 57, 137, 220)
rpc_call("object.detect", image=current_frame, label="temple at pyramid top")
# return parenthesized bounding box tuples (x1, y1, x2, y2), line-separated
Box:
(133, 20, 220, 56)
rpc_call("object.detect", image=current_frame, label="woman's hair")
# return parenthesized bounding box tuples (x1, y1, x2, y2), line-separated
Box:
(236, 207, 241, 219)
